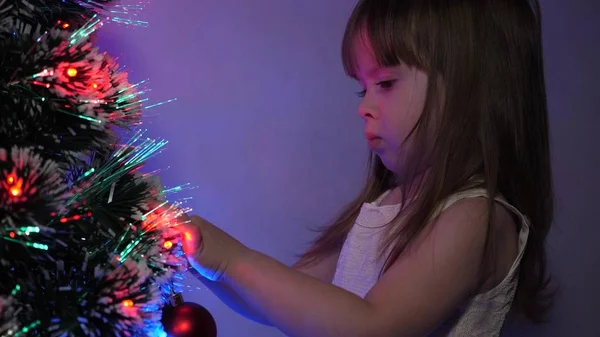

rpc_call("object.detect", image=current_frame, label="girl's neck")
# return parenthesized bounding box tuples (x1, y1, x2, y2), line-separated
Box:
(379, 188, 403, 206)
(380, 169, 430, 206)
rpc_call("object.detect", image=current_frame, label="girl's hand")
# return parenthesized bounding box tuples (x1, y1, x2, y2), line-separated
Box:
(177, 213, 248, 282)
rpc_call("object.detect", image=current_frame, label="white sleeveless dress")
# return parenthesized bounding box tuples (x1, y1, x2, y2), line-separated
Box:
(331, 188, 530, 336)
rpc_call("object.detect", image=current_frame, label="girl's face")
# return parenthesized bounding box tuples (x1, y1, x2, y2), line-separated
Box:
(353, 37, 430, 176)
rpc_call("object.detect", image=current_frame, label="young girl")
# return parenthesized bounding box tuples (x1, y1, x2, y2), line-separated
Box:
(179, 0, 554, 335)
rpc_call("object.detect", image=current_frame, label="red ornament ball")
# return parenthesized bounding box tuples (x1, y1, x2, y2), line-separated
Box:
(161, 302, 217, 337)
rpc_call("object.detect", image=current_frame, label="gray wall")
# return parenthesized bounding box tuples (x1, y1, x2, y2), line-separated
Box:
(99, 0, 599, 336)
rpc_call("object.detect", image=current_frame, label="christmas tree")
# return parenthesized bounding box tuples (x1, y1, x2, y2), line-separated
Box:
(0, 1, 189, 336)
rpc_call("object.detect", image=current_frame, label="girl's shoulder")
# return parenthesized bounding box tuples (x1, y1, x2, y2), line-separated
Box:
(434, 187, 526, 295)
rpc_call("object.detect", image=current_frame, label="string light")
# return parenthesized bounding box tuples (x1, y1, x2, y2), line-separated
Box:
(67, 67, 78, 77)
(10, 186, 22, 197)
(163, 241, 173, 249)
(122, 299, 134, 308)
(56, 20, 70, 29)
(6, 174, 23, 197)
(57, 214, 88, 223)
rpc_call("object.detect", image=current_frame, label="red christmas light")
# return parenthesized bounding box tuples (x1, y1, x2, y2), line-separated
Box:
(10, 187, 21, 197)
(6, 174, 23, 198)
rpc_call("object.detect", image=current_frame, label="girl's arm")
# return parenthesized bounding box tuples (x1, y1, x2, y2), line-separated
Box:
(218, 198, 491, 337)
(189, 251, 341, 326)
(192, 271, 271, 325)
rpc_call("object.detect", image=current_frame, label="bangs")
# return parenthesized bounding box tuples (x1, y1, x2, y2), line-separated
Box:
(341, 0, 428, 79)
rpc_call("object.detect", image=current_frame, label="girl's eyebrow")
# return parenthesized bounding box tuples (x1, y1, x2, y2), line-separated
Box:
(355, 65, 399, 81)
(367, 66, 384, 78)
(369, 66, 400, 79)
(354, 66, 383, 81)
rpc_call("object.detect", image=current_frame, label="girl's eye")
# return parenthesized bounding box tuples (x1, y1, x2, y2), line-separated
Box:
(376, 80, 396, 90)
(355, 80, 395, 98)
